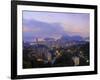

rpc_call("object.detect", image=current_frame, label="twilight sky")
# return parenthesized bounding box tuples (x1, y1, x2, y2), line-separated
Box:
(22, 11, 90, 42)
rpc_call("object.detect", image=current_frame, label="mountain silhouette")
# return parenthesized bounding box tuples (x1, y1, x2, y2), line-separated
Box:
(60, 35, 83, 41)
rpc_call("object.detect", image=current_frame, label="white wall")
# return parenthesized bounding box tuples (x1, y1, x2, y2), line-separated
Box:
(0, 0, 99, 80)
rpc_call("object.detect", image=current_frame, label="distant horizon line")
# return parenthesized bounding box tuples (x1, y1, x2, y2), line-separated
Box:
(23, 35, 89, 42)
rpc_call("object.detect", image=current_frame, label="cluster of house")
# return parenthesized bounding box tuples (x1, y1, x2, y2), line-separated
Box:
(24, 38, 88, 67)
